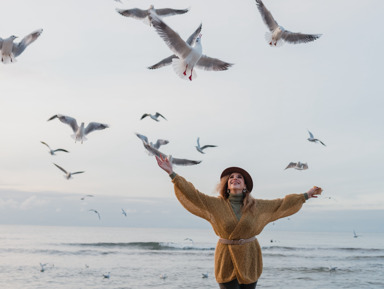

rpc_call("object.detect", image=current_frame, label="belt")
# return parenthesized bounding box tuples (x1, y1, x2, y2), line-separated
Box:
(218, 236, 256, 245)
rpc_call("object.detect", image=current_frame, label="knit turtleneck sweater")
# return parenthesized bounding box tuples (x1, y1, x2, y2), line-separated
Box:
(228, 193, 244, 220)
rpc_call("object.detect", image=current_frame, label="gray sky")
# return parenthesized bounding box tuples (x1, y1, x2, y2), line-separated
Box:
(1, 0, 383, 230)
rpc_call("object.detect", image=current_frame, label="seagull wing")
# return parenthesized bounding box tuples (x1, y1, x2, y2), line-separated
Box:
(116, 8, 148, 19)
(319, 140, 326, 146)
(281, 31, 321, 44)
(153, 139, 169, 149)
(48, 114, 79, 133)
(40, 141, 51, 150)
(84, 122, 109, 135)
(53, 163, 68, 174)
(135, 133, 149, 144)
(71, 171, 85, 175)
(171, 157, 202, 166)
(155, 8, 189, 17)
(307, 130, 314, 139)
(302, 163, 309, 170)
(155, 112, 167, 120)
(285, 162, 296, 170)
(12, 29, 43, 57)
(149, 12, 192, 59)
(200, 145, 217, 150)
(186, 23, 203, 46)
(53, 148, 69, 153)
(0, 38, 3, 49)
(196, 137, 201, 148)
(143, 142, 167, 159)
(196, 55, 233, 71)
(255, 0, 279, 32)
(148, 55, 177, 69)
(140, 113, 149, 120)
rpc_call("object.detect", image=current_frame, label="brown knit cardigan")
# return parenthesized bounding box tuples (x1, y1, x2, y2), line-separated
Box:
(172, 174, 306, 284)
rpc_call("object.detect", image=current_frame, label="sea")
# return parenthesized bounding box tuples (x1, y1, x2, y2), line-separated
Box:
(0, 225, 383, 289)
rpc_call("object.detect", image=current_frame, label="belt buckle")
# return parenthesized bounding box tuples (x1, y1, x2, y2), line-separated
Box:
(237, 239, 245, 245)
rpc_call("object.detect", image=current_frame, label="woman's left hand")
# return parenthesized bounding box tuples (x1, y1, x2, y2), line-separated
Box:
(306, 186, 323, 198)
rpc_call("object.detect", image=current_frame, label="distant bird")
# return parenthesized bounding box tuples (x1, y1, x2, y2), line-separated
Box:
(103, 272, 110, 279)
(89, 209, 101, 220)
(284, 161, 308, 170)
(121, 208, 127, 217)
(47, 114, 109, 144)
(255, 0, 321, 46)
(195, 137, 217, 154)
(307, 130, 326, 146)
(0, 29, 43, 63)
(148, 24, 202, 70)
(41, 141, 69, 155)
(81, 194, 94, 200)
(135, 133, 169, 150)
(116, 5, 188, 26)
(149, 12, 232, 81)
(353, 230, 361, 238)
(202, 272, 209, 278)
(53, 163, 85, 180)
(140, 112, 167, 122)
(39, 263, 47, 272)
(329, 266, 337, 273)
(184, 238, 193, 242)
(145, 142, 201, 166)
(159, 273, 167, 280)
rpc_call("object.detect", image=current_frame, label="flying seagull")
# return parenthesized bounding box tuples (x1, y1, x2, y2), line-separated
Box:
(353, 230, 361, 238)
(103, 272, 110, 279)
(121, 208, 127, 217)
(47, 114, 109, 144)
(39, 263, 47, 272)
(116, 5, 188, 26)
(144, 142, 201, 166)
(284, 162, 308, 170)
(135, 133, 169, 150)
(89, 209, 101, 220)
(195, 137, 217, 154)
(255, 0, 321, 46)
(41, 141, 69, 155)
(149, 12, 232, 81)
(202, 273, 209, 278)
(53, 163, 85, 180)
(81, 194, 94, 200)
(307, 130, 326, 146)
(148, 24, 202, 70)
(140, 112, 167, 122)
(116, 5, 188, 23)
(0, 29, 43, 63)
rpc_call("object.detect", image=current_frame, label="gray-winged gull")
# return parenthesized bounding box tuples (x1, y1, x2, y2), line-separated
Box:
(53, 163, 85, 180)
(195, 137, 217, 154)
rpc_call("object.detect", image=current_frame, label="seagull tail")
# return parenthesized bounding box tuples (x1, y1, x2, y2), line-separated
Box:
(71, 134, 87, 142)
(1, 53, 16, 64)
(264, 32, 273, 44)
(172, 58, 197, 81)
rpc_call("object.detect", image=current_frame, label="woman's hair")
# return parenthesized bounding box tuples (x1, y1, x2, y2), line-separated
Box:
(216, 174, 256, 212)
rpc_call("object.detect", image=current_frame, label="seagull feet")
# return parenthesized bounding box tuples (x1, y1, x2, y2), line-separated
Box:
(189, 75, 192, 81)
(269, 41, 272, 46)
(183, 65, 188, 76)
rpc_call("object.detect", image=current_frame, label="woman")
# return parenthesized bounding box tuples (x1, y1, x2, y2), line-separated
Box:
(155, 155, 322, 289)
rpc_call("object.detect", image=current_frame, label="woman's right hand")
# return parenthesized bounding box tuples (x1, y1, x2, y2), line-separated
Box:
(155, 155, 173, 175)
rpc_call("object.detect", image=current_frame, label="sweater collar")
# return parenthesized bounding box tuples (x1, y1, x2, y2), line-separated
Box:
(228, 193, 244, 204)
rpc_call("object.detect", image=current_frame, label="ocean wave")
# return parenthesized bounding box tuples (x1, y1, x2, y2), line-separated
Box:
(263, 245, 384, 254)
(66, 241, 215, 251)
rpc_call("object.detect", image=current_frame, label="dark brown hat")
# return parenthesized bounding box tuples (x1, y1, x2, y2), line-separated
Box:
(220, 167, 253, 192)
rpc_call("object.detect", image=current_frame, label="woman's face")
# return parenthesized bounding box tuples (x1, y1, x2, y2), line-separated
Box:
(227, 172, 246, 192)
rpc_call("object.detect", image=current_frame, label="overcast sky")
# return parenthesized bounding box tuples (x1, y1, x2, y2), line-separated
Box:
(1, 0, 383, 231)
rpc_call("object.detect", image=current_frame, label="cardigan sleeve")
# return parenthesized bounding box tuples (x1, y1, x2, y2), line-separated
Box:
(263, 193, 306, 223)
(171, 174, 213, 222)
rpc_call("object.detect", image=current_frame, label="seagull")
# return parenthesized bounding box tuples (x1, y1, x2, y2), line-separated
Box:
(103, 272, 110, 279)
(47, 114, 109, 144)
(116, 5, 188, 26)
(284, 162, 308, 170)
(329, 266, 337, 273)
(202, 272, 209, 278)
(81, 194, 94, 200)
(0, 29, 43, 64)
(184, 238, 193, 242)
(53, 163, 85, 180)
(159, 273, 167, 280)
(148, 24, 202, 70)
(135, 133, 169, 150)
(39, 263, 47, 272)
(121, 208, 127, 217)
(255, 0, 321, 46)
(144, 142, 201, 166)
(149, 12, 232, 81)
(41, 141, 69, 155)
(195, 137, 217, 154)
(307, 130, 326, 146)
(140, 112, 167, 122)
(89, 209, 101, 220)
(353, 230, 361, 238)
